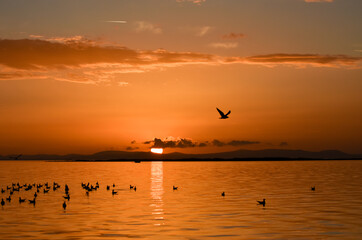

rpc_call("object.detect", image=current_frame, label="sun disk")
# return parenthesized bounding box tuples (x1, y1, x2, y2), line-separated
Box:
(151, 148, 163, 154)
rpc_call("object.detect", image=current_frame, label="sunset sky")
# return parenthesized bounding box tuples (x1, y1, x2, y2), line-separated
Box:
(0, 0, 361, 155)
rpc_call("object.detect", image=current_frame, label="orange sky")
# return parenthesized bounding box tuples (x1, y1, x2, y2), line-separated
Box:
(0, 0, 361, 155)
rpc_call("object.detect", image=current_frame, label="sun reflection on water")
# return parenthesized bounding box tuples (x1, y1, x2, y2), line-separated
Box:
(150, 161, 164, 225)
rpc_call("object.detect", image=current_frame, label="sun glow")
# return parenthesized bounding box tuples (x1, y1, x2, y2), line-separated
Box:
(151, 148, 163, 154)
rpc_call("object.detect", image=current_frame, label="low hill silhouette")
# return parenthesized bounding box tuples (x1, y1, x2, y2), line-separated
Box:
(1, 149, 361, 161)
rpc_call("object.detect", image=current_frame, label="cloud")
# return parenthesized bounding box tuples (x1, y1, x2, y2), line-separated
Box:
(304, 0, 333, 2)
(104, 20, 127, 24)
(135, 21, 162, 34)
(197, 26, 212, 36)
(150, 138, 197, 148)
(222, 33, 245, 40)
(212, 139, 259, 147)
(209, 42, 238, 49)
(126, 146, 139, 151)
(0, 38, 361, 84)
(176, 0, 206, 4)
(144, 137, 207, 148)
(144, 138, 259, 149)
(238, 54, 361, 68)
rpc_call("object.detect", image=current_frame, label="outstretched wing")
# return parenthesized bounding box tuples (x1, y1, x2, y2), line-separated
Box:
(225, 110, 231, 116)
(216, 108, 225, 117)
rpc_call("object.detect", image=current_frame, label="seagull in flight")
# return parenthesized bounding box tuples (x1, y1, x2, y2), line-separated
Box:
(216, 108, 231, 119)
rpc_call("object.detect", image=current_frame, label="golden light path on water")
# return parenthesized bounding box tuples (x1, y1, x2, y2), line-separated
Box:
(150, 161, 164, 226)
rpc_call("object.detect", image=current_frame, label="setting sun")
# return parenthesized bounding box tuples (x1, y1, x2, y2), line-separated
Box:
(151, 148, 163, 154)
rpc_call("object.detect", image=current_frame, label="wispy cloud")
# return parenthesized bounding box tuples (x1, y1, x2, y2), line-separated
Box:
(222, 33, 245, 40)
(209, 42, 238, 49)
(197, 26, 212, 36)
(144, 137, 204, 148)
(238, 54, 361, 68)
(0, 38, 360, 84)
(135, 21, 162, 34)
(304, 0, 333, 2)
(176, 0, 206, 5)
(143, 137, 259, 149)
(104, 20, 127, 24)
(212, 139, 259, 147)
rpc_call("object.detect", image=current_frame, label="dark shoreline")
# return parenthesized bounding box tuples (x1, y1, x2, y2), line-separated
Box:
(58, 158, 362, 162)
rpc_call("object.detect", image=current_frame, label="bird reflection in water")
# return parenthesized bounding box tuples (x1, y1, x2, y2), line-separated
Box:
(150, 161, 164, 226)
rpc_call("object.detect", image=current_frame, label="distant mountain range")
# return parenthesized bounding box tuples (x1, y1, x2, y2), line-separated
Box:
(1, 149, 361, 161)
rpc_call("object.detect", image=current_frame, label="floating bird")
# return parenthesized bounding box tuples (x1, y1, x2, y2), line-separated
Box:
(19, 197, 26, 203)
(1, 188, 5, 193)
(6, 196, 11, 202)
(1, 198, 4, 206)
(134, 186, 137, 191)
(106, 185, 110, 190)
(44, 189, 49, 193)
(63, 195, 70, 201)
(216, 108, 231, 119)
(130, 185, 134, 189)
(173, 186, 178, 190)
(28, 198, 36, 205)
(112, 189, 118, 195)
(311, 186, 315, 191)
(113, 184, 115, 187)
(63, 201, 67, 210)
(221, 192, 225, 197)
(257, 199, 266, 207)
(34, 192, 38, 198)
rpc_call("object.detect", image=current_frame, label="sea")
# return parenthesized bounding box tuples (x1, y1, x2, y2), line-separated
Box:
(0, 160, 361, 239)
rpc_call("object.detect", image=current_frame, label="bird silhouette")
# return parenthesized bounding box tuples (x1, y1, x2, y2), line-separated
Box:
(311, 186, 315, 191)
(112, 189, 118, 195)
(1, 198, 5, 206)
(6, 196, 11, 202)
(173, 186, 178, 190)
(28, 198, 36, 205)
(257, 199, 266, 207)
(63, 201, 67, 210)
(19, 197, 26, 203)
(63, 195, 70, 201)
(216, 108, 231, 119)
(221, 192, 225, 197)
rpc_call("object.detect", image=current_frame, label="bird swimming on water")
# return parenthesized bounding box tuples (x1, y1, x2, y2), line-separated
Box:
(1, 198, 5, 206)
(221, 192, 225, 197)
(311, 186, 315, 191)
(216, 108, 231, 119)
(257, 199, 266, 206)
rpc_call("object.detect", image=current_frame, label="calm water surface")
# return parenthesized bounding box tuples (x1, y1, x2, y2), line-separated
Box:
(0, 160, 361, 239)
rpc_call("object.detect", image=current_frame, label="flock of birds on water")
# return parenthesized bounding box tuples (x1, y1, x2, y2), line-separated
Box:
(1, 181, 317, 210)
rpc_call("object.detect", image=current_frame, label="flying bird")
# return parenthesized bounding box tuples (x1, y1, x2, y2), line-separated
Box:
(216, 108, 231, 119)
